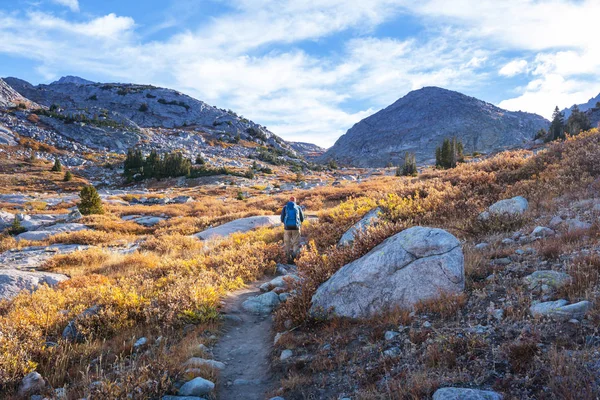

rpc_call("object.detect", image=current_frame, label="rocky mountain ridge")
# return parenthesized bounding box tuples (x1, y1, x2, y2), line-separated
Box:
(3, 76, 296, 155)
(320, 87, 550, 167)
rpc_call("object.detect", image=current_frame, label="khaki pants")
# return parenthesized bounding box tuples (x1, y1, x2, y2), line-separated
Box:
(284, 229, 301, 257)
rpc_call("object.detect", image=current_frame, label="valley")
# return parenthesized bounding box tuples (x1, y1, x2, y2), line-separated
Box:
(1, 74, 600, 400)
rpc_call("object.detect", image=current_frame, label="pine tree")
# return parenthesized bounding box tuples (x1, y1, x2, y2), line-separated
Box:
(566, 105, 591, 135)
(78, 185, 104, 215)
(435, 137, 463, 169)
(195, 155, 206, 165)
(63, 170, 73, 182)
(143, 150, 160, 179)
(124, 148, 144, 178)
(51, 158, 62, 172)
(548, 106, 565, 142)
(8, 217, 26, 236)
(397, 152, 417, 176)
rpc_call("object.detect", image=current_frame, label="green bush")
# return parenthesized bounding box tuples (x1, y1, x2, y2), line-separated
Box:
(139, 103, 149, 112)
(63, 170, 73, 182)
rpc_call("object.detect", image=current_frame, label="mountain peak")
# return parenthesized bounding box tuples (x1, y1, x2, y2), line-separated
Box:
(319, 87, 549, 167)
(51, 76, 95, 85)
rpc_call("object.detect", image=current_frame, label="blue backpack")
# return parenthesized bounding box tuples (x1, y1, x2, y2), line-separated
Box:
(284, 202, 300, 228)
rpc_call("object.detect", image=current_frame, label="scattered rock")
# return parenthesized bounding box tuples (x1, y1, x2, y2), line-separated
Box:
(433, 387, 503, 400)
(311, 226, 464, 319)
(530, 299, 591, 321)
(549, 216, 564, 228)
(17, 372, 46, 398)
(178, 377, 215, 397)
(16, 223, 89, 241)
(183, 357, 226, 371)
(162, 396, 207, 400)
(193, 215, 281, 240)
(0, 268, 68, 301)
(531, 226, 555, 238)
(259, 274, 299, 292)
(564, 218, 592, 232)
(479, 196, 528, 220)
(474, 242, 489, 250)
(501, 238, 514, 245)
(172, 196, 194, 204)
(338, 207, 381, 247)
(384, 331, 399, 341)
(241, 291, 281, 315)
(383, 347, 401, 358)
(62, 305, 101, 342)
(134, 337, 148, 348)
(523, 270, 572, 292)
(280, 349, 293, 361)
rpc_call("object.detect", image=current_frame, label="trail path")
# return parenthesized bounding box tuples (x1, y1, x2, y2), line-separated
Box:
(213, 278, 276, 400)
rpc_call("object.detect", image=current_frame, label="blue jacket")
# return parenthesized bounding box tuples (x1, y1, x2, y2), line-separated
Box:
(280, 201, 305, 230)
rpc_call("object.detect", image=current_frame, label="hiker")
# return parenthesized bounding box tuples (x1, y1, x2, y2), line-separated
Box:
(280, 196, 305, 261)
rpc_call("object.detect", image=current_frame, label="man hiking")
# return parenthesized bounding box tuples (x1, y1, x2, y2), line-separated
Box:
(280, 196, 305, 262)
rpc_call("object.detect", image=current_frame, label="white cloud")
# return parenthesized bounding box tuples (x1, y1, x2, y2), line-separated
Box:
(499, 59, 528, 77)
(51, 0, 79, 12)
(2, 0, 600, 146)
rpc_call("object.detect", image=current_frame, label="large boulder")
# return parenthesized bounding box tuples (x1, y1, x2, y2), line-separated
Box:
(310, 226, 464, 319)
(16, 223, 88, 241)
(479, 196, 528, 221)
(0, 269, 68, 301)
(338, 207, 381, 247)
(193, 216, 281, 240)
(178, 377, 215, 397)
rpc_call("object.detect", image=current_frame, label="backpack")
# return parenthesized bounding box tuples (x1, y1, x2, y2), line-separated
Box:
(284, 202, 300, 229)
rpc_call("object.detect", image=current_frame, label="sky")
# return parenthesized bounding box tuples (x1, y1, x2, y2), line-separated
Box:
(1, 0, 599, 148)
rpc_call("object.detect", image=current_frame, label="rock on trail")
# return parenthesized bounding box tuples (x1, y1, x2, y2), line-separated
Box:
(213, 279, 276, 399)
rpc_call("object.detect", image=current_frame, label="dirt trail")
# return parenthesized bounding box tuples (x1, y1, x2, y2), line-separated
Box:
(213, 279, 276, 400)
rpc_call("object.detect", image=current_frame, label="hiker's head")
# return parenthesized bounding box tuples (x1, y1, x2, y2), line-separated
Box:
(289, 196, 296, 203)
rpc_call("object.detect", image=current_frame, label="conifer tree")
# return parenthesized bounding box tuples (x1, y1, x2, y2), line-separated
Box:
(63, 170, 73, 182)
(566, 105, 591, 135)
(78, 185, 104, 215)
(548, 106, 566, 142)
(51, 158, 62, 172)
(397, 152, 417, 176)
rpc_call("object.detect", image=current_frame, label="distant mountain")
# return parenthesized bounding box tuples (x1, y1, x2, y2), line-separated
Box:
(289, 142, 326, 159)
(319, 87, 549, 167)
(51, 76, 96, 85)
(562, 93, 600, 119)
(562, 93, 600, 128)
(3, 76, 297, 154)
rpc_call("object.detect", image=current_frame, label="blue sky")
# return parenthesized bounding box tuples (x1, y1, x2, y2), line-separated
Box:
(1, 0, 599, 147)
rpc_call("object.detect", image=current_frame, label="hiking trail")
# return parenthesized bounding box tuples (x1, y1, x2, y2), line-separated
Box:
(213, 278, 276, 400)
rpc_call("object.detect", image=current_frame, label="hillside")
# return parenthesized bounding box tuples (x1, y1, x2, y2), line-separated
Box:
(320, 87, 549, 167)
(3, 76, 296, 155)
(2, 129, 600, 399)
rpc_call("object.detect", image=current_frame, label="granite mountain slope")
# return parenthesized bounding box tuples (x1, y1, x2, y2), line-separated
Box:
(320, 87, 549, 167)
(4, 76, 295, 154)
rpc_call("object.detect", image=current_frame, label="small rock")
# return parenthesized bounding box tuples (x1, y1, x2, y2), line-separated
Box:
(134, 337, 148, 348)
(423, 321, 432, 328)
(383, 347, 401, 358)
(492, 258, 511, 266)
(474, 242, 489, 250)
(501, 238, 514, 245)
(433, 387, 503, 400)
(530, 299, 591, 321)
(280, 349, 293, 361)
(184, 357, 226, 371)
(549, 216, 563, 228)
(17, 372, 45, 397)
(531, 226, 555, 238)
(384, 331, 399, 341)
(565, 218, 592, 232)
(523, 270, 572, 292)
(178, 377, 215, 396)
(241, 291, 280, 315)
